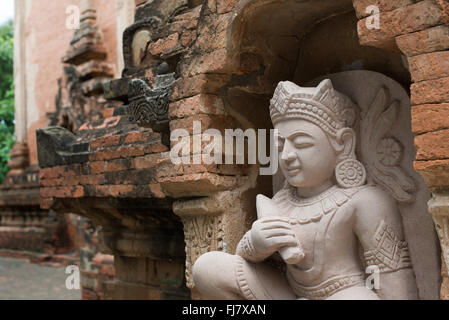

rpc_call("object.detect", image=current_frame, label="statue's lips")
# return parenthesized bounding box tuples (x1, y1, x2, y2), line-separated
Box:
(286, 167, 301, 176)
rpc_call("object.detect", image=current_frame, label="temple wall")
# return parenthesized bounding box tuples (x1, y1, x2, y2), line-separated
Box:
(15, 0, 134, 165)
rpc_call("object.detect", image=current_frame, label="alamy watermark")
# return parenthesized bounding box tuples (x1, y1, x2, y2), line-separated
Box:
(170, 121, 279, 175)
(365, 5, 380, 30)
(65, 265, 80, 290)
(65, 5, 80, 30)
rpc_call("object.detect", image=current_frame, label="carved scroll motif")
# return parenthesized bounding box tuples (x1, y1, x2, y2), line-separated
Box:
(128, 75, 174, 132)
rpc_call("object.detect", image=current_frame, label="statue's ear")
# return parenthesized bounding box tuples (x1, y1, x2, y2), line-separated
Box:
(334, 128, 356, 161)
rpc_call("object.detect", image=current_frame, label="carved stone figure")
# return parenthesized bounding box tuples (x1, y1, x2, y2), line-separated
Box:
(192, 77, 419, 300)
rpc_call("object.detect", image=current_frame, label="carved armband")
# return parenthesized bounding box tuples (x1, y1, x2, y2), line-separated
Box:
(363, 220, 412, 273)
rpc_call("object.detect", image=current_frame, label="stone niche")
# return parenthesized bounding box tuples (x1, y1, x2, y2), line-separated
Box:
(219, 0, 440, 299)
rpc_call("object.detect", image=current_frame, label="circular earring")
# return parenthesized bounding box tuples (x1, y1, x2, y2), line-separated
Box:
(335, 159, 366, 188)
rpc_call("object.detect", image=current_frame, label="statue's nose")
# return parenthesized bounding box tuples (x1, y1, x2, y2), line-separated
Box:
(281, 150, 296, 162)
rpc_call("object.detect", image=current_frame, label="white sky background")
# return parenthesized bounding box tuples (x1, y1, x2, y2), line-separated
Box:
(0, 0, 14, 25)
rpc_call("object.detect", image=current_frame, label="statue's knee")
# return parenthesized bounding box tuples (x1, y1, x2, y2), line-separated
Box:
(193, 251, 233, 289)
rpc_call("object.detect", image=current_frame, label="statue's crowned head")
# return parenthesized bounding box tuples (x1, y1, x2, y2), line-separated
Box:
(270, 79, 366, 190)
(270, 79, 357, 136)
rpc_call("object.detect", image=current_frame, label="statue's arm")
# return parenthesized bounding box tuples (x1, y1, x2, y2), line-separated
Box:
(353, 186, 418, 300)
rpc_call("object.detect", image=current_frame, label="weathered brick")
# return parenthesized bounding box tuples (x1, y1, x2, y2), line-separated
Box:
(119, 145, 146, 158)
(156, 156, 184, 178)
(415, 129, 449, 160)
(124, 131, 148, 144)
(169, 114, 235, 136)
(40, 178, 65, 187)
(412, 103, 449, 134)
(408, 51, 449, 82)
(91, 134, 121, 149)
(414, 159, 449, 189)
(171, 74, 231, 100)
(40, 166, 65, 180)
(148, 183, 166, 198)
(160, 172, 243, 197)
(109, 185, 135, 197)
(89, 161, 105, 174)
(144, 142, 169, 154)
(169, 94, 225, 119)
(41, 186, 84, 198)
(411, 77, 449, 105)
(132, 154, 160, 170)
(396, 25, 449, 57)
(40, 198, 54, 210)
(217, 0, 238, 14)
(352, 0, 415, 19)
(180, 30, 196, 47)
(148, 33, 181, 57)
(182, 48, 232, 76)
(357, 0, 447, 50)
(105, 159, 132, 172)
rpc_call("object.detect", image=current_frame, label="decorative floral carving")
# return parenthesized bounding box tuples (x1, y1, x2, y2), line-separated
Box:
(360, 86, 416, 203)
(376, 137, 403, 167)
(183, 215, 224, 289)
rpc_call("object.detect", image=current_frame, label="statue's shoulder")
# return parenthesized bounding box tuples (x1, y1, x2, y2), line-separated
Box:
(348, 184, 400, 225)
(348, 184, 395, 205)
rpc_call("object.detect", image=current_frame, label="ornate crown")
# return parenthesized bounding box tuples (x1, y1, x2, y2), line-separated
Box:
(269, 79, 357, 136)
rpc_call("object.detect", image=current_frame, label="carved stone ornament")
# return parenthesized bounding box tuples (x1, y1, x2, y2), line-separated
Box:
(128, 74, 174, 132)
(192, 71, 439, 300)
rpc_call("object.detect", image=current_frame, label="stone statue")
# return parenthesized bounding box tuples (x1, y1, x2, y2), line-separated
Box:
(192, 79, 418, 300)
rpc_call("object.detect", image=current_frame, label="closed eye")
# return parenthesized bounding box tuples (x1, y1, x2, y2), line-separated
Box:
(294, 142, 313, 148)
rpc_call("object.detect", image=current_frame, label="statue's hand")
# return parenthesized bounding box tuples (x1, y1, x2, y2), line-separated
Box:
(250, 217, 298, 257)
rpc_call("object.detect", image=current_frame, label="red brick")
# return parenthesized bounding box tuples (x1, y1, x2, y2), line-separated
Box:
(89, 161, 105, 174)
(171, 74, 231, 101)
(412, 103, 449, 134)
(182, 48, 232, 76)
(408, 51, 449, 82)
(414, 159, 449, 188)
(124, 131, 148, 144)
(40, 198, 54, 210)
(105, 159, 131, 172)
(357, 0, 447, 50)
(119, 146, 145, 158)
(40, 178, 64, 187)
(40, 166, 65, 180)
(396, 25, 449, 57)
(109, 185, 135, 197)
(169, 114, 235, 136)
(217, 0, 238, 14)
(144, 142, 169, 154)
(411, 77, 449, 105)
(132, 154, 160, 170)
(148, 184, 166, 198)
(91, 134, 121, 149)
(169, 94, 225, 119)
(180, 30, 196, 47)
(352, 0, 414, 19)
(159, 172, 243, 197)
(148, 33, 181, 57)
(83, 175, 106, 185)
(415, 129, 449, 160)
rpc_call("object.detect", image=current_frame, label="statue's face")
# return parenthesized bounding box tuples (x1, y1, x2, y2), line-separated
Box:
(275, 119, 337, 188)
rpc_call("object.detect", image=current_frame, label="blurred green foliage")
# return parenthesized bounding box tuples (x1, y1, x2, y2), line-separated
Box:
(0, 20, 15, 183)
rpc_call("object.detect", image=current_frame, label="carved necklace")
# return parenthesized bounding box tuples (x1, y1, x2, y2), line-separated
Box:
(273, 184, 360, 225)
